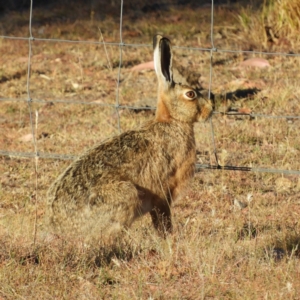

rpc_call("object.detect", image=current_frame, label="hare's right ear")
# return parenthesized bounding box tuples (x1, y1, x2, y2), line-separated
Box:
(153, 35, 173, 89)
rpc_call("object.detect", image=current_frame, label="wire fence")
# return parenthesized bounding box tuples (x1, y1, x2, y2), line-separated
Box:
(0, 0, 300, 176)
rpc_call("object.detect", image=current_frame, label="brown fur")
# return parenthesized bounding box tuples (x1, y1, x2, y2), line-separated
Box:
(46, 35, 214, 242)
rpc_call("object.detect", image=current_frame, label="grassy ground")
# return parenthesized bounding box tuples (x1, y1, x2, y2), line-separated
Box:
(1, 1, 300, 299)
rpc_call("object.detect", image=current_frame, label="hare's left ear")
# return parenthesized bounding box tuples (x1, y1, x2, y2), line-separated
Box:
(153, 35, 173, 88)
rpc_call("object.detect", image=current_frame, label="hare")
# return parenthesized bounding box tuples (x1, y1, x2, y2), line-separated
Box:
(47, 35, 214, 241)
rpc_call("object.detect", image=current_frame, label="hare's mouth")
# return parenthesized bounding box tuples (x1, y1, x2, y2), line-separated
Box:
(198, 103, 214, 122)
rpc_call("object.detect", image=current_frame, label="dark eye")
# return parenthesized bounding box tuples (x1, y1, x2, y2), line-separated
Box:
(185, 91, 196, 99)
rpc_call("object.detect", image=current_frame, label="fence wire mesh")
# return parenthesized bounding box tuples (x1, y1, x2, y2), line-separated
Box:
(0, 0, 300, 176)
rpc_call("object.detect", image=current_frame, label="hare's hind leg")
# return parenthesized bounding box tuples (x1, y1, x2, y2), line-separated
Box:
(149, 197, 172, 236)
(133, 186, 172, 236)
(97, 181, 142, 230)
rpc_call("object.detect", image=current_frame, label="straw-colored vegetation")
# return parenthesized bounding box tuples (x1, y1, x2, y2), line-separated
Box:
(237, 0, 300, 49)
(0, 1, 300, 299)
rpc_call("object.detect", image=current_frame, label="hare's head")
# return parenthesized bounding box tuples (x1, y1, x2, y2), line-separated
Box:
(153, 35, 213, 123)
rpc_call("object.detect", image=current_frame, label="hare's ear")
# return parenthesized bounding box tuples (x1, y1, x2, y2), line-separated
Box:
(153, 35, 173, 88)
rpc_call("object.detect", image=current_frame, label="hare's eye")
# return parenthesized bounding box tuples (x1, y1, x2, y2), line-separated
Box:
(185, 91, 196, 99)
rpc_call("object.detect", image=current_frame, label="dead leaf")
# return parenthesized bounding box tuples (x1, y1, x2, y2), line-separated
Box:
(124, 30, 142, 38)
(19, 133, 34, 142)
(92, 99, 105, 104)
(275, 177, 292, 192)
(40, 74, 51, 80)
(157, 260, 168, 276)
(219, 149, 228, 167)
(296, 178, 300, 192)
(16, 56, 29, 63)
(71, 82, 80, 89)
(234, 199, 248, 211)
(131, 61, 154, 71)
(240, 58, 270, 68)
(166, 15, 182, 22)
(238, 107, 252, 114)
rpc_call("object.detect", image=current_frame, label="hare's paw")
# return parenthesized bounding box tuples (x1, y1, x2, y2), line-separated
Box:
(150, 200, 172, 237)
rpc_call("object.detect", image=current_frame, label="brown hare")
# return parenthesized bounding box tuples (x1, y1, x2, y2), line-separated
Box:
(47, 35, 214, 241)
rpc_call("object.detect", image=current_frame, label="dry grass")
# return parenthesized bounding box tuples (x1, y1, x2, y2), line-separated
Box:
(1, 1, 300, 299)
(237, 0, 300, 50)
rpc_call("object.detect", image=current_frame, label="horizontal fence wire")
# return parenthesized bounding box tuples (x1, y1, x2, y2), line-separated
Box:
(1, 95, 300, 119)
(1, 149, 300, 175)
(2, 35, 300, 57)
(0, 96, 300, 119)
(0, 0, 299, 176)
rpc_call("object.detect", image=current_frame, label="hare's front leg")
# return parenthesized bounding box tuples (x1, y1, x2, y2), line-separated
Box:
(149, 198, 172, 235)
